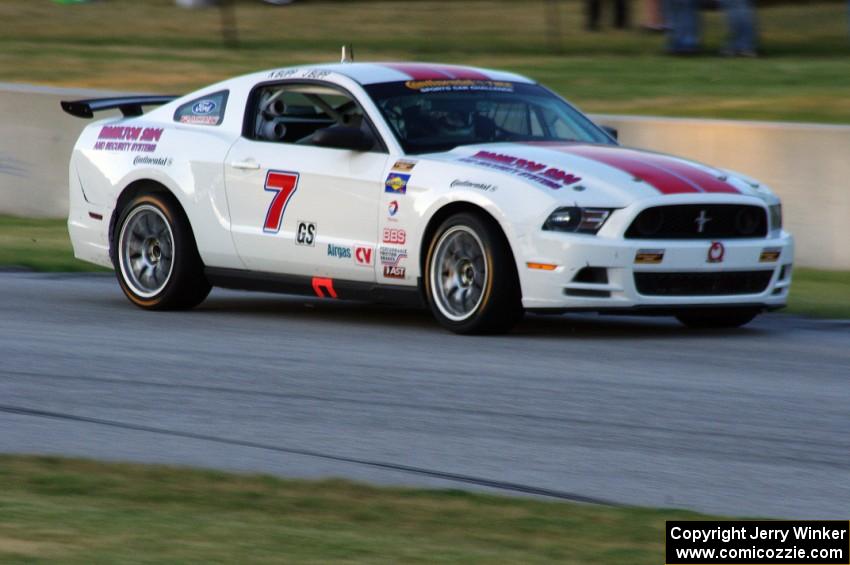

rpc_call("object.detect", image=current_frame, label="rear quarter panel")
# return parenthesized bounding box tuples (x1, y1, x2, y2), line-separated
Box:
(72, 117, 243, 268)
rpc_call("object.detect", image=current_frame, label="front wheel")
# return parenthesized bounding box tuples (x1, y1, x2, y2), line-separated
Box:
(675, 308, 760, 329)
(113, 193, 210, 310)
(424, 213, 523, 334)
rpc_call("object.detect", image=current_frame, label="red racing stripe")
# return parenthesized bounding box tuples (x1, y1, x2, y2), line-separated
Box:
(383, 63, 490, 81)
(548, 145, 700, 195)
(544, 145, 740, 195)
(638, 153, 740, 194)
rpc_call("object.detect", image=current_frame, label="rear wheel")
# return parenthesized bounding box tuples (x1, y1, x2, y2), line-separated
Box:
(114, 193, 210, 310)
(675, 308, 760, 329)
(424, 213, 523, 334)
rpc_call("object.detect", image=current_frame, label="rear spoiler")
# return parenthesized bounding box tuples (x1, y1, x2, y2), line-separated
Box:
(60, 95, 179, 119)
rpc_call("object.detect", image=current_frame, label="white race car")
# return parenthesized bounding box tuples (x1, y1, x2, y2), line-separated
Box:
(64, 61, 793, 333)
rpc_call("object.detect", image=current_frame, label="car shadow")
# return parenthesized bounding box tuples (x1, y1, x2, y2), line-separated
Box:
(192, 291, 772, 340)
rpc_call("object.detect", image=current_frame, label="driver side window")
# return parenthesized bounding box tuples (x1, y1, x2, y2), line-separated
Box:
(250, 82, 384, 152)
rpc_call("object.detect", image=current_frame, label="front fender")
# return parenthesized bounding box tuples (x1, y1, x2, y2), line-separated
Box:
(409, 166, 559, 297)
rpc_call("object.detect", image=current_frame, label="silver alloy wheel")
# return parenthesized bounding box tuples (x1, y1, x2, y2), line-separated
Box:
(430, 225, 488, 322)
(118, 204, 175, 299)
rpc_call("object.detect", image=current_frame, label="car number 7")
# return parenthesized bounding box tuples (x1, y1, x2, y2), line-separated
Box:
(263, 170, 299, 233)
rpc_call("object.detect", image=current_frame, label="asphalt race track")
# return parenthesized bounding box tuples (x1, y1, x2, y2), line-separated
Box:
(1, 272, 848, 518)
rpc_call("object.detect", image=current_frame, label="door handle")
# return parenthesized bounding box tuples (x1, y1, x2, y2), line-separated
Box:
(231, 160, 260, 170)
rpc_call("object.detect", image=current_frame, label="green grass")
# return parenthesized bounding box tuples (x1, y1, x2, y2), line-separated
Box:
(0, 216, 107, 273)
(787, 268, 850, 318)
(0, 216, 847, 318)
(0, 0, 849, 122)
(0, 454, 706, 564)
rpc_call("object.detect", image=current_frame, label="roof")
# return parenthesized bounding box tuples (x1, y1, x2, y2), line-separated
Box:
(258, 62, 536, 86)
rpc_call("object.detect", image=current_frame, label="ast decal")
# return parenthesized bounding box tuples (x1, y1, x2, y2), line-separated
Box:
(383, 265, 406, 279)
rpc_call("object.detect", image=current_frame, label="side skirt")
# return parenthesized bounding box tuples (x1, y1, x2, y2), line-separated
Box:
(205, 267, 425, 308)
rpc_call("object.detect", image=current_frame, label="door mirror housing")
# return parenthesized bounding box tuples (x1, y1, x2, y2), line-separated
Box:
(311, 126, 373, 151)
(600, 125, 619, 141)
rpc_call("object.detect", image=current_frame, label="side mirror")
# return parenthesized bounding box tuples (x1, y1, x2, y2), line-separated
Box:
(311, 126, 373, 151)
(600, 125, 619, 141)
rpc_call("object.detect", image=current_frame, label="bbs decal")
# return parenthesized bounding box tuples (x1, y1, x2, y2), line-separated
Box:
(383, 228, 406, 244)
(295, 221, 316, 246)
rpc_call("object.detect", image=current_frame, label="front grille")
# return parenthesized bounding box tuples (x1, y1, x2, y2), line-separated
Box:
(625, 205, 768, 239)
(634, 271, 773, 296)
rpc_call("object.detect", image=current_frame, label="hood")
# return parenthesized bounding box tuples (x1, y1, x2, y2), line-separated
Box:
(422, 142, 768, 206)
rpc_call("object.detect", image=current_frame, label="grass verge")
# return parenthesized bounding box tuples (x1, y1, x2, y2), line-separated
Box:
(0, 0, 849, 122)
(0, 216, 107, 273)
(0, 216, 846, 318)
(0, 454, 704, 563)
(786, 268, 850, 319)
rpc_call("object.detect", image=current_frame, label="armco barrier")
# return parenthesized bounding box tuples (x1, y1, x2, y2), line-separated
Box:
(1, 83, 848, 269)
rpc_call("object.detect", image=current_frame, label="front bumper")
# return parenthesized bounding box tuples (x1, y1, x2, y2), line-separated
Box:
(519, 231, 795, 312)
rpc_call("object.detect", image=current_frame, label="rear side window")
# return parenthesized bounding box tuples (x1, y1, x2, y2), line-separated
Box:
(246, 82, 385, 152)
(174, 90, 229, 126)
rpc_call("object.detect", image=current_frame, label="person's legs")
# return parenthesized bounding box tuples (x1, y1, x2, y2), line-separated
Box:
(661, 0, 673, 31)
(667, 0, 701, 52)
(643, 0, 665, 30)
(586, 0, 602, 30)
(614, 0, 630, 28)
(721, 0, 758, 54)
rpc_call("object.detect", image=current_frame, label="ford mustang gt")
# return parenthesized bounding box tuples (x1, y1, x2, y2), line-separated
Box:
(63, 61, 793, 333)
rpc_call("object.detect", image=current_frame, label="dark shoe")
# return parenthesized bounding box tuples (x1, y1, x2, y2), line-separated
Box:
(666, 48, 701, 56)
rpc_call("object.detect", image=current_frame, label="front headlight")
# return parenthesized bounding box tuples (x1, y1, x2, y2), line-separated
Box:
(542, 207, 613, 234)
(769, 204, 782, 231)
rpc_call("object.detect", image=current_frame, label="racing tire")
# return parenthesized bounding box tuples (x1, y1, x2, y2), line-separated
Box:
(675, 308, 760, 329)
(113, 193, 211, 310)
(424, 212, 523, 334)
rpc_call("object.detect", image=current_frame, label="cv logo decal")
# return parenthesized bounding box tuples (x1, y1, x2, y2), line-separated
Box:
(355, 246, 373, 266)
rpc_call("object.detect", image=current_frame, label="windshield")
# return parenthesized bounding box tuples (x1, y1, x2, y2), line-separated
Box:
(364, 80, 613, 155)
